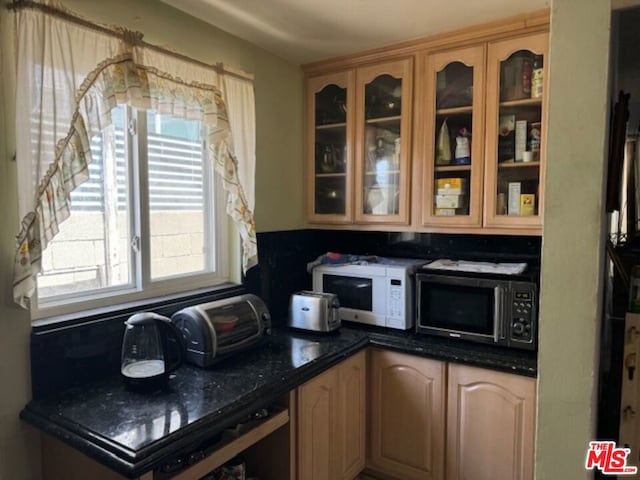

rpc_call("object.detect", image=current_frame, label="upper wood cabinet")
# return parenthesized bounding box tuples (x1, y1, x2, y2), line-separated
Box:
(304, 12, 549, 235)
(305, 59, 414, 226)
(484, 33, 548, 231)
(355, 59, 413, 225)
(418, 32, 547, 233)
(419, 45, 486, 228)
(306, 72, 355, 224)
(446, 363, 536, 480)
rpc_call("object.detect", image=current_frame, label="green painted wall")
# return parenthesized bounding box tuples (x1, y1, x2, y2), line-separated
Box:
(0, 4, 42, 479)
(536, 0, 611, 478)
(0, 1, 303, 478)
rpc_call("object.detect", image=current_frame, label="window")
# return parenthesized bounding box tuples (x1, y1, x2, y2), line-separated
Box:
(35, 105, 229, 316)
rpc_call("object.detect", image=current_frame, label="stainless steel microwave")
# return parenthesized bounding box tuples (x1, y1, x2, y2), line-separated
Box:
(415, 273, 537, 350)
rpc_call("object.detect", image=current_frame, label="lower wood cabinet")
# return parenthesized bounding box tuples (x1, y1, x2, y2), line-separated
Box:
(446, 363, 536, 480)
(297, 351, 366, 480)
(368, 349, 446, 480)
(367, 349, 536, 480)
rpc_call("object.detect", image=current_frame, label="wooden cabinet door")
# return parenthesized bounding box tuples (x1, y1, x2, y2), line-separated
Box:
(419, 45, 486, 229)
(354, 58, 413, 225)
(447, 363, 536, 480)
(484, 32, 548, 232)
(306, 71, 355, 224)
(298, 353, 367, 480)
(368, 349, 445, 480)
(336, 351, 366, 480)
(297, 366, 339, 480)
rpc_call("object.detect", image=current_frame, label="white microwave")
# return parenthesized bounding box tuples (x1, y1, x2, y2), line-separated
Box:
(312, 258, 426, 330)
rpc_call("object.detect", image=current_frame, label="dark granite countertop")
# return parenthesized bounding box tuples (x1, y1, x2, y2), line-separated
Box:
(21, 325, 536, 478)
(357, 322, 537, 377)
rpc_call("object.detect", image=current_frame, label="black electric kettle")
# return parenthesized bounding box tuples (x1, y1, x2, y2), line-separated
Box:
(121, 312, 184, 391)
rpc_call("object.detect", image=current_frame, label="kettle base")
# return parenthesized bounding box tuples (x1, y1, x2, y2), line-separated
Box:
(122, 372, 169, 392)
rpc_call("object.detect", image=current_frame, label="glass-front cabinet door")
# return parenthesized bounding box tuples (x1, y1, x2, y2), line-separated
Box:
(355, 59, 413, 224)
(484, 33, 548, 231)
(306, 72, 354, 223)
(421, 46, 485, 228)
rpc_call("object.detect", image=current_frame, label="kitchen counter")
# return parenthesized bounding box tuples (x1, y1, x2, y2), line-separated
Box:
(21, 325, 536, 478)
(358, 322, 537, 377)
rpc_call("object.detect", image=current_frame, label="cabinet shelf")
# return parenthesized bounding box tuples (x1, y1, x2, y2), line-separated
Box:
(165, 409, 290, 480)
(316, 122, 347, 130)
(434, 165, 472, 172)
(499, 97, 542, 108)
(365, 170, 401, 175)
(436, 106, 473, 116)
(365, 115, 402, 124)
(315, 172, 347, 177)
(497, 161, 540, 169)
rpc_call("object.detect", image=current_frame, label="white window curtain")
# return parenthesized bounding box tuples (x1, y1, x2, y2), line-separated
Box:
(222, 71, 257, 269)
(12, 1, 257, 308)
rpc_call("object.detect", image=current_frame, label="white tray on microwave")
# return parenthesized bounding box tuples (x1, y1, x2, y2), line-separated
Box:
(424, 259, 527, 275)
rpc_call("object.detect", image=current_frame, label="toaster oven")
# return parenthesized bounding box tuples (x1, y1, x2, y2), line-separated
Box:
(171, 294, 271, 367)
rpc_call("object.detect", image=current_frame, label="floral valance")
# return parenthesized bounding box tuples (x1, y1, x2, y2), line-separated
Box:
(12, 1, 257, 308)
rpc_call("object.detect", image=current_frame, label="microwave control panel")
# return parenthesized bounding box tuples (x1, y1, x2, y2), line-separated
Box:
(388, 278, 404, 318)
(510, 289, 536, 345)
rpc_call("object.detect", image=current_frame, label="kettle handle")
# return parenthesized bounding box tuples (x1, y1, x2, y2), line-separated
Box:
(152, 314, 184, 374)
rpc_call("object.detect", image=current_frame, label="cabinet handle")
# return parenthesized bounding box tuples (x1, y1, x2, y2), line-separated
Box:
(623, 405, 637, 420)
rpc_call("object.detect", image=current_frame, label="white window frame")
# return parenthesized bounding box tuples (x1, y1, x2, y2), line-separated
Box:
(31, 106, 232, 320)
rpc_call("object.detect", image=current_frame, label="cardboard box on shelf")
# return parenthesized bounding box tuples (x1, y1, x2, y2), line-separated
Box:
(508, 182, 521, 215)
(434, 208, 457, 216)
(515, 120, 527, 162)
(520, 194, 535, 216)
(435, 194, 467, 209)
(435, 177, 467, 193)
(436, 186, 464, 195)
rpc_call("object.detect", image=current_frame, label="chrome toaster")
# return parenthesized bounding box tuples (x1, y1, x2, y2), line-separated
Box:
(288, 291, 341, 332)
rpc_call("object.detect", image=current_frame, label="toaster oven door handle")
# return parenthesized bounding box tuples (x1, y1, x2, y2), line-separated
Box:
(493, 286, 505, 342)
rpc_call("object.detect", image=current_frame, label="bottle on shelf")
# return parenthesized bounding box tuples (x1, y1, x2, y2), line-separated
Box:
(454, 127, 471, 165)
(521, 58, 532, 98)
(529, 122, 541, 162)
(374, 137, 390, 185)
(531, 55, 544, 99)
(436, 119, 452, 165)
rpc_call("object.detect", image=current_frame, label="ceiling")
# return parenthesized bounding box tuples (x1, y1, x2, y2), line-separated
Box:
(161, 0, 550, 65)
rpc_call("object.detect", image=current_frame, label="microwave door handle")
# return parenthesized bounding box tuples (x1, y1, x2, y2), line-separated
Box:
(494, 286, 505, 342)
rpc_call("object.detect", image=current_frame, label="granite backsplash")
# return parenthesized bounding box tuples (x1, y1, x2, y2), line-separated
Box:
(244, 229, 542, 324)
(30, 229, 540, 399)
